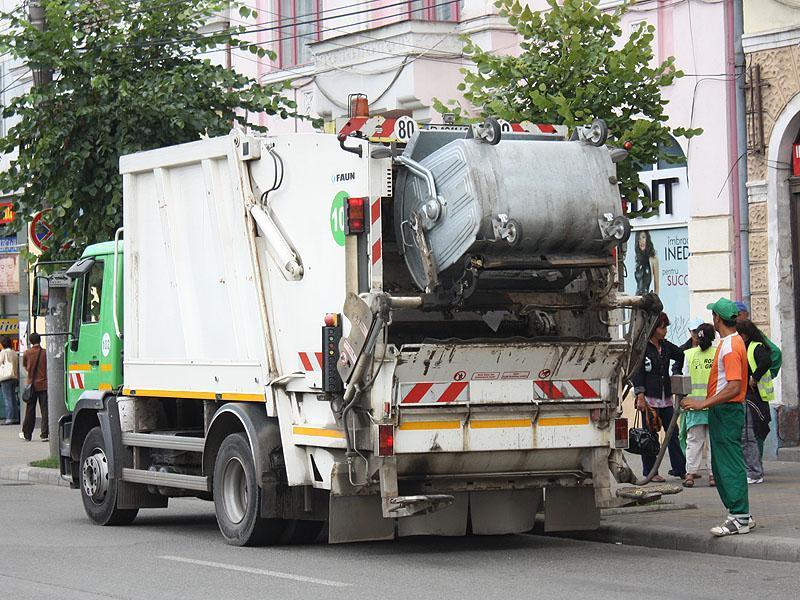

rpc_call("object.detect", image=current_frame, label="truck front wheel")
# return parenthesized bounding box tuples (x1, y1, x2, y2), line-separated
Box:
(79, 426, 138, 526)
(213, 432, 286, 546)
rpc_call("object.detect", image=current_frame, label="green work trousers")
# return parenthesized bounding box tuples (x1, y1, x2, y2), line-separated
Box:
(709, 402, 749, 516)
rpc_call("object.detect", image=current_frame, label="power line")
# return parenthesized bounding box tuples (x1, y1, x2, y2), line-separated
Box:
(114, 0, 457, 51)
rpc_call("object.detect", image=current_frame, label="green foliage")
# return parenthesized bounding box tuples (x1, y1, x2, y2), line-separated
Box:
(0, 0, 302, 258)
(434, 0, 702, 217)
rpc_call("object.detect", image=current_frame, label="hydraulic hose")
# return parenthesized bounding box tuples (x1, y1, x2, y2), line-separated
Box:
(632, 394, 682, 486)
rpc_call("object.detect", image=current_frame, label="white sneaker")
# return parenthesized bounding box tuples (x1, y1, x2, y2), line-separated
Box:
(710, 516, 750, 537)
(747, 477, 764, 484)
(18, 432, 29, 442)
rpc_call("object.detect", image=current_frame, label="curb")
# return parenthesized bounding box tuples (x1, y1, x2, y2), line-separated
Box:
(0, 465, 69, 487)
(549, 521, 800, 564)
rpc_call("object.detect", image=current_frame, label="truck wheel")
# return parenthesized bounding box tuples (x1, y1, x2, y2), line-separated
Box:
(79, 426, 138, 526)
(213, 433, 286, 546)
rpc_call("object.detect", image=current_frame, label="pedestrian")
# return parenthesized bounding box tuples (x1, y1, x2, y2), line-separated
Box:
(680, 323, 716, 488)
(631, 312, 686, 482)
(20, 332, 48, 442)
(678, 317, 704, 353)
(0, 336, 19, 425)
(735, 301, 782, 378)
(736, 319, 773, 484)
(681, 298, 753, 536)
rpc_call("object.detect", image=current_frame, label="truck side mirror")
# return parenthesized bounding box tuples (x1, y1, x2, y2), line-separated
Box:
(31, 275, 49, 318)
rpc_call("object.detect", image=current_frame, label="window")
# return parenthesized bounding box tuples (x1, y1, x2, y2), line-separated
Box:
(81, 261, 104, 324)
(278, 0, 321, 68)
(408, 0, 460, 21)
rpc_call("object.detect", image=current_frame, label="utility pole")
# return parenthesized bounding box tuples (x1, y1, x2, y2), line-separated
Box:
(29, 0, 58, 456)
(28, 0, 52, 87)
(45, 273, 69, 457)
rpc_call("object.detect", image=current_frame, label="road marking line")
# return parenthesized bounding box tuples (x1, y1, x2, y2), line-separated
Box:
(158, 555, 351, 588)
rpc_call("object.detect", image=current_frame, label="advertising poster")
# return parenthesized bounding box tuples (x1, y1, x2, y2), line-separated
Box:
(0, 253, 19, 294)
(623, 227, 689, 345)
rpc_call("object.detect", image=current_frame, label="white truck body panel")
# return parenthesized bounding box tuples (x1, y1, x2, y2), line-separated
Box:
(120, 135, 270, 400)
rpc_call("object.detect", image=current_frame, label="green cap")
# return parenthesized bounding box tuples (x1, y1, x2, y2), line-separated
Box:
(706, 298, 739, 321)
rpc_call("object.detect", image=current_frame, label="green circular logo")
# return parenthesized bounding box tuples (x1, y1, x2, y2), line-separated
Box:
(330, 191, 348, 247)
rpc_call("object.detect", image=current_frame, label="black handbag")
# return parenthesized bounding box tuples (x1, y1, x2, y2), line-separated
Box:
(22, 348, 42, 404)
(628, 406, 661, 456)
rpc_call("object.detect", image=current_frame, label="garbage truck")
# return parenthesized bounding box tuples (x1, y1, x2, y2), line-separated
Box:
(56, 113, 661, 545)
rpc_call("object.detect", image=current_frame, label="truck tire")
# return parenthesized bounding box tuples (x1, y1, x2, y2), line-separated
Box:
(213, 433, 286, 546)
(79, 426, 138, 526)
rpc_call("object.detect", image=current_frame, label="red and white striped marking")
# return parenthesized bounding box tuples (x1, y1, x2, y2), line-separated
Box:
(298, 352, 324, 372)
(533, 380, 600, 400)
(68, 372, 85, 390)
(338, 118, 567, 143)
(370, 199, 382, 267)
(399, 382, 470, 404)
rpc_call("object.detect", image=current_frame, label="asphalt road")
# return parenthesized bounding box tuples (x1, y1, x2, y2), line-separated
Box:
(0, 481, 795, 600)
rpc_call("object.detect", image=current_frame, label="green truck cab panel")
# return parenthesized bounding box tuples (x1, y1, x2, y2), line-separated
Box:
(65, 241, 123, 412)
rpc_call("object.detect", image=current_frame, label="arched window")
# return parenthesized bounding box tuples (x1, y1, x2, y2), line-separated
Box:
(637, 136, 687, 172)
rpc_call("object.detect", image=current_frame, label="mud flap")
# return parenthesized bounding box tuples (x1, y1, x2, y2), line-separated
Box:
(544, 487, 600, 532)
(328, 494, 395, 544)
(116, 481, 169, 510)
(469, 490, 541, 535)
(397, 492, 468, 537)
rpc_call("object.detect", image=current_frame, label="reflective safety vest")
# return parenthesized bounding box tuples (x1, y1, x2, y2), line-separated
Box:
(747, 342, 776, 403)
(684, 346, 714, 402)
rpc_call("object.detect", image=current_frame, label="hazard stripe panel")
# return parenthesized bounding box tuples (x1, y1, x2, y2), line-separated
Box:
(68, 372, 85, 390)
(298, 352, 324, 372)
(400, 381, 469, 404)
(533, 380, 600, 400)
(371, 239, 382, 265)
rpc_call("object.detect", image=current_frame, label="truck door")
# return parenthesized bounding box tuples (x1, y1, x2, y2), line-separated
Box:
(66, 257, 112, 409)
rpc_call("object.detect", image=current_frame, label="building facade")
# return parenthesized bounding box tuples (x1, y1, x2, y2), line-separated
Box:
(743, 0, 800, 451)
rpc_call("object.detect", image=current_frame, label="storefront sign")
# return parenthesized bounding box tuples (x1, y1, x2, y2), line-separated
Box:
(0, 202, 13, 225)
(0, 236, 17, 253)
(0, 318, 19, 335)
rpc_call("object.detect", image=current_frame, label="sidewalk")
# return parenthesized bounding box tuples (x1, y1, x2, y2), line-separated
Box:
(547, 453, 800, 564)
(2, 422, 800, 561)
(0, 419, 67, 486)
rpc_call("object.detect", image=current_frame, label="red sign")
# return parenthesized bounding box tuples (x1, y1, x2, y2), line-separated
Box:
(30, 210, 53, 251)
(0, 203, 13, 225)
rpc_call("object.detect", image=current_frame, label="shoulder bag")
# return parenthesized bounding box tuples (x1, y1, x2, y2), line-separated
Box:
(0, 349, 12, 381)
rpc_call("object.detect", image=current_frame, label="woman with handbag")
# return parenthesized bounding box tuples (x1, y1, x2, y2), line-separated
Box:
(736, 319, 773, 484)
(0, 336, 19, 425)
(630, 312, 687, 482)
(681, 323, 716, 488)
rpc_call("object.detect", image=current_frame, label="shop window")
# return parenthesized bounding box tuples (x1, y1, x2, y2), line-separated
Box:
(408, 0, 460, 21)
(278, 0, 321, 68)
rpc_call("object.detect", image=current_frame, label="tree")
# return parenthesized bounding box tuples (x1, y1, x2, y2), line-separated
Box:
(434, 0, 701, 217)
(0, 0, 301, 257)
